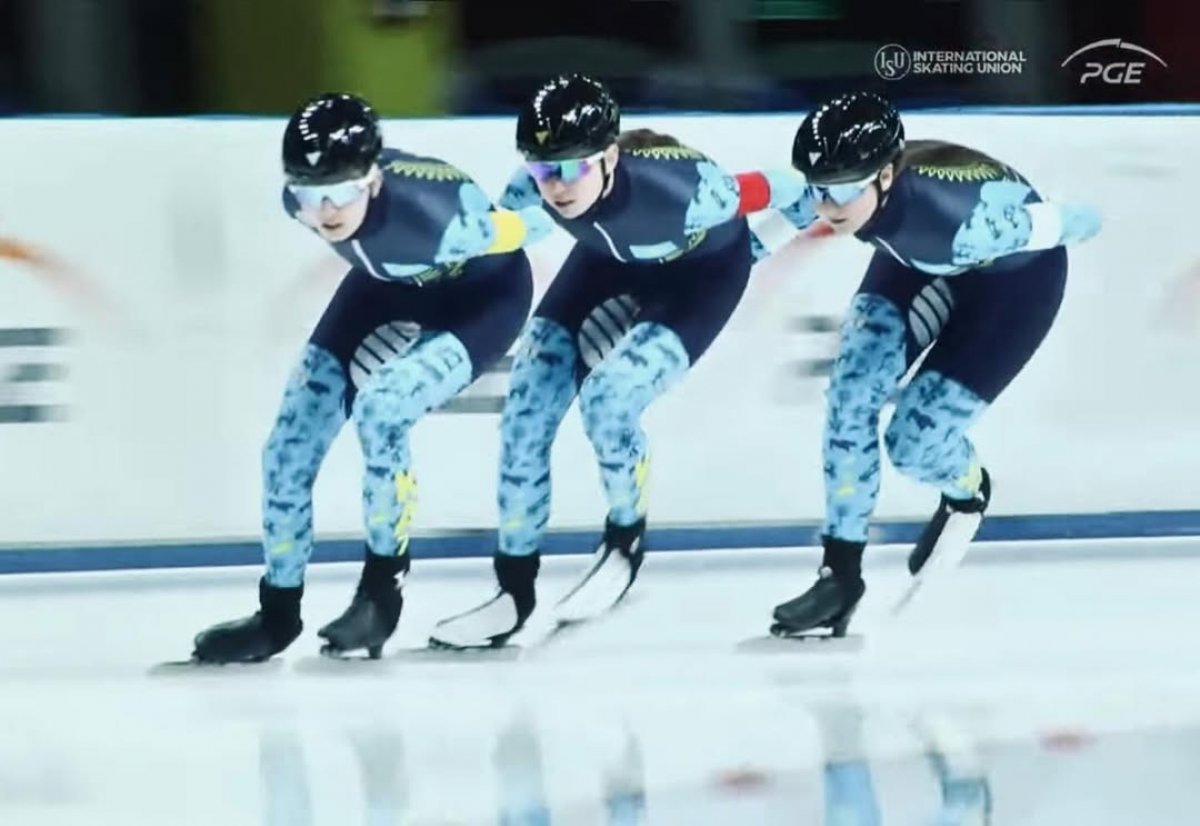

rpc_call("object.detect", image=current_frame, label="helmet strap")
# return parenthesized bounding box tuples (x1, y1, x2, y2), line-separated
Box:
(872, 176, 886, 205)
(868, 160, 895, 216)
(599, 157, 614, 199)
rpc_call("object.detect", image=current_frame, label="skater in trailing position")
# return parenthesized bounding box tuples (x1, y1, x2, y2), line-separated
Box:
(191, 92, 551, 663)
(769, 91, 1101, 639)
(430, 74, 806, 649)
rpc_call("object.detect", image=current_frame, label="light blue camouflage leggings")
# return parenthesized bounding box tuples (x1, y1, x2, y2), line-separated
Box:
(497, 318, 690, 556)
(261, 334, 473, 587)
(824, 246, 1067, 542)
(822, 292, 987, 542)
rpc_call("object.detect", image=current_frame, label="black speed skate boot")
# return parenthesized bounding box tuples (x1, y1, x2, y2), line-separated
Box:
(429, 552, 540, 649)
(192, 578, 303, 664)
(554, 517, 646, 624)
(908, 469, 992, 576)
(317, 548, 408, 660)
(771, 537, 866, 639)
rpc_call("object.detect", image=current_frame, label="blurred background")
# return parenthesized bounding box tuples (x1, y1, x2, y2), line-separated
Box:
(0, 0, 1196, 117)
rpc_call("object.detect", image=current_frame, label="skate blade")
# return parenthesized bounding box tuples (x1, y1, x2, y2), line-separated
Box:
(891, 512, 981, 617)
(292, 655, 397, 675)
(402, 644, 522, 662)
(547, 590, 639, 637)
(292, 658, 377, 675)
(289, 641, 401, 673)
(148, 657, 286, 676)
(506, 594, 637, 659)
(737, 629, 863, 654)
(317, 644, 383, 661)
(414, 637, 524, 660)
(552, 561, 641, 625)
(510, 617, 587, 654)
(294, 641, 524, 671)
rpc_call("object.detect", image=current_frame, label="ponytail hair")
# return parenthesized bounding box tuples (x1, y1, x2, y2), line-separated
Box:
(616, 129, 682, 151)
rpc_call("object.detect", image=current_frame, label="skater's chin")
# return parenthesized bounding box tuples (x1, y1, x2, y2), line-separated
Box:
(318, 224, 354, 242)
(550, 200, 586, 219)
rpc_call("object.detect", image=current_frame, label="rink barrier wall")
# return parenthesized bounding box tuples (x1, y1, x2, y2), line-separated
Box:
(12, 102, 1200, 119)
(2, 108, 1199, 567)
(2, 509, 1200, 575)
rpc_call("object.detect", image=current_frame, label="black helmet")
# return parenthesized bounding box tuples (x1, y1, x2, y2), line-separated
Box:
(792, 91, 904, 184)
(282, 92, 383, 185)
(516, 74, 620, 161)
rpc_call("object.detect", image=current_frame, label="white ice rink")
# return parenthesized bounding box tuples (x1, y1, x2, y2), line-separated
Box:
(2, 538, 1200, 824)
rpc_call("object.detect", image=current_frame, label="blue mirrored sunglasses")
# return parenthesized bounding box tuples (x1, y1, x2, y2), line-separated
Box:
(288, 175, 371, 210)
(812, 172, 879, 206)
(525, 151, 604, 184)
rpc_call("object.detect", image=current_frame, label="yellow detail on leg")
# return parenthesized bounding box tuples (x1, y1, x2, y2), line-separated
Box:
(633, 453, 651, 516)
(956, 460, 983, 496)
(392, 470, 418, 556)
(835, 459, 857, 498)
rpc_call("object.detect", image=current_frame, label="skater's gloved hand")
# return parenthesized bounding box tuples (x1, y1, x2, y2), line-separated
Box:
(760, 168, 809, 209)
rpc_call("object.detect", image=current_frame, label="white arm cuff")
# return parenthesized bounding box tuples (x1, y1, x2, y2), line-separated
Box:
(751, 211, 800, 256)
(1023, 203, 1064, 251)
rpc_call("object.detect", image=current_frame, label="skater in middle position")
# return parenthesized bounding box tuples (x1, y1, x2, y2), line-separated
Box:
(430, 74, 806, 648)
(768, 91, 1101, 639)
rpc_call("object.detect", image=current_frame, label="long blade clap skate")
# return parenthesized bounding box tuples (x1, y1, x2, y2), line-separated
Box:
(769, 536, 866, 640)
(317, 590, 404, 660)
(770, 565, 865, 640)
(429, 592, 524, 650)
(428, 553, 539, 650)
(892, 470, 991, 616)
(553, 519, 645, 625)
(190, 578, 304, 665)
(316, 550, 408, 660)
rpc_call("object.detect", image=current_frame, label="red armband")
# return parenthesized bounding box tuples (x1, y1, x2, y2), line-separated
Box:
(734, 171, 771, 216)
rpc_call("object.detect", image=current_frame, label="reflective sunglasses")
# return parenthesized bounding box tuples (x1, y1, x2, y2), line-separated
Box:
(812, 171, 879, 206)
(288, 173, 372, 210)
(525, 151, 605, 184)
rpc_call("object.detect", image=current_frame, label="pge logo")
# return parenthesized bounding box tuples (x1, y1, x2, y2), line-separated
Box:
(874, 44, 911, 80)
(1061, 39, 1168, 85)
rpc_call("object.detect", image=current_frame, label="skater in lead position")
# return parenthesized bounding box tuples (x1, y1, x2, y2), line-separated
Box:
(430, 74, 806, 648)
(190, 92, 551, 663)
(769, 91, 1100, 638)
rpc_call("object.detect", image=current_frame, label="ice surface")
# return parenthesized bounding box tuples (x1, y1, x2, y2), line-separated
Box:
(1, 538, 1199, 824)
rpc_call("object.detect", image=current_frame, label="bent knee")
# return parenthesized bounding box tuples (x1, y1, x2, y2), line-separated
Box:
(577, 367, 634, 429)
(882, 415, 929, 472)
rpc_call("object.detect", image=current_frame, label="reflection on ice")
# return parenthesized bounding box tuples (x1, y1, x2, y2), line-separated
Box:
(2, 546, 1200, 823)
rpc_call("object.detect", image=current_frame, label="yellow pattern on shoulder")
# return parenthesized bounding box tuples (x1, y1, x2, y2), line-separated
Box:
(383, 160, 469, 182)
(627, 145, 706, 161)
(911, 161, 1005, 183)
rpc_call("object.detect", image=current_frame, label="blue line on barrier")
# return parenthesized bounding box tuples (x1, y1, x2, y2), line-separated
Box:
(1, 510, 1198, 575)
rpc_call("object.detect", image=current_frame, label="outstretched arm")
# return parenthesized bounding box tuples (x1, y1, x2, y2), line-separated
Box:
(434, 181, 555, 263)
(1017, 202, 1102, 250)
(480, 206, 556, 254)
(731, 169, 812, 216)
(685, 162, 813, 233)
(951, 180, 1101, 267)
(744, 180, 824, 262)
